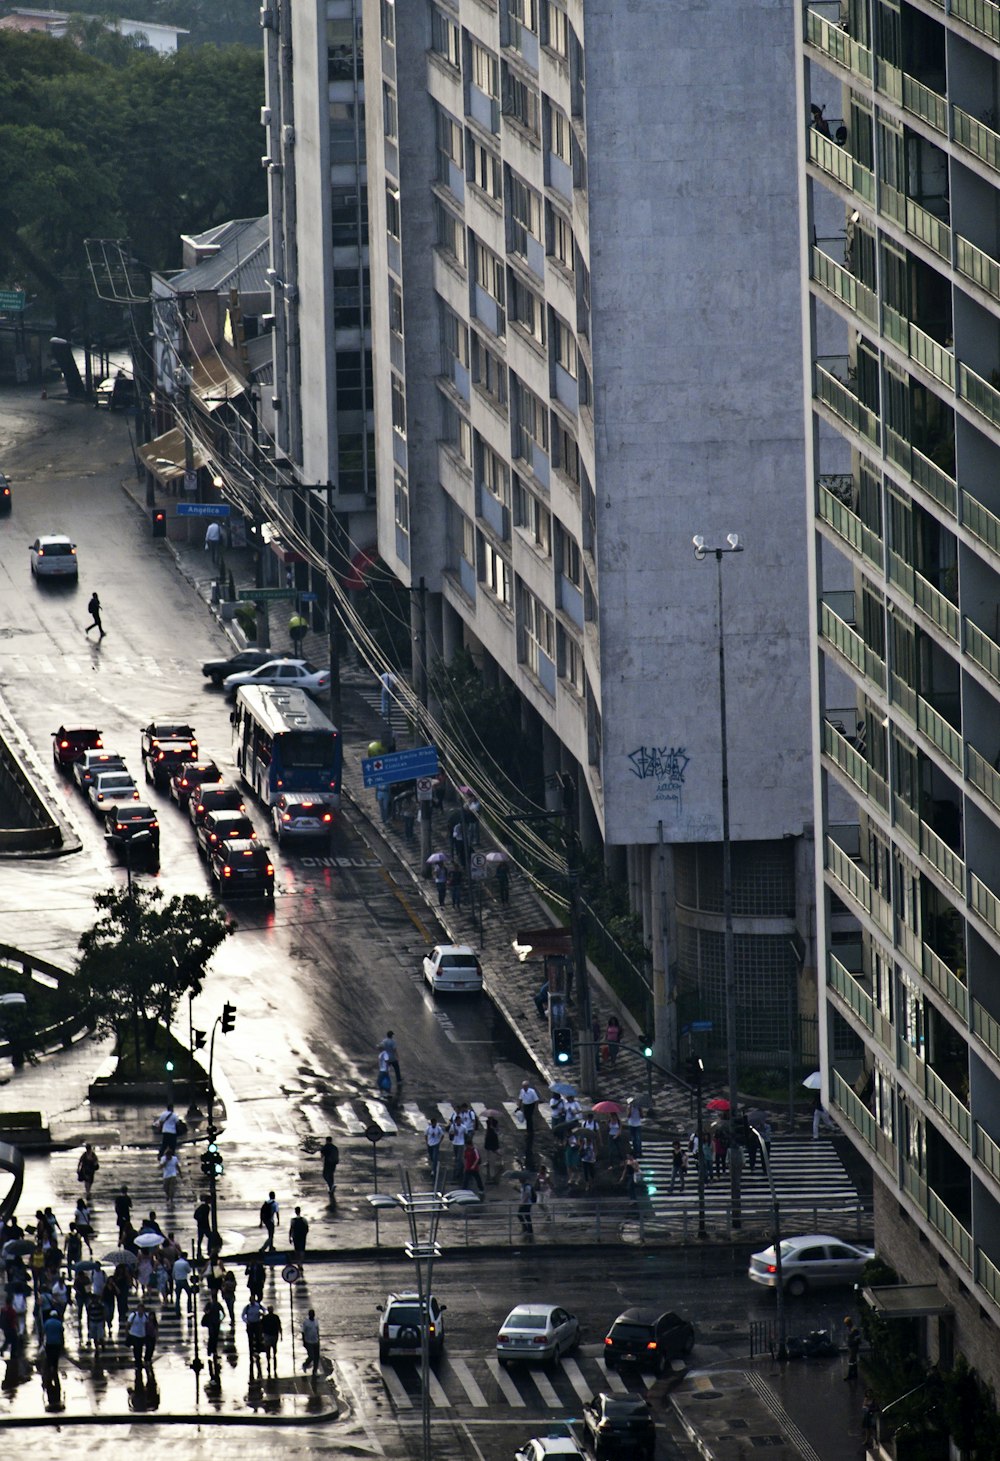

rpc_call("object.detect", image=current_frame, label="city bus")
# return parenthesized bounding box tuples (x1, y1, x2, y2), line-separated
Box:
(231, 685, 342, 809)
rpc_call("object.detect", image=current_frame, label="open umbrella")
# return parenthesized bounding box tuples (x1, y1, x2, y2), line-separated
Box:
(134, 1232, 163, 1250)
(484, 851, 508, 865)
(802, 1071, 823, 1090)
(426, 852, 448, 865)
(591, 1100, 625, 1116)
(549, 1081, 577, 1097)
(101, 1249, 138, 1269)
(74, 1259, 103, 1273)
(706, 1097, 731, 1112)
(456, 785, 475, 798)
(1, 1239, 35, 1258)
(479, 1108, 503, 1120)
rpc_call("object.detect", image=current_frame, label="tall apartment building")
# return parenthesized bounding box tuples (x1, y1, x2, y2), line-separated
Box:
(357, 0, 817, 1067)
(801, 0, 1000, 1384)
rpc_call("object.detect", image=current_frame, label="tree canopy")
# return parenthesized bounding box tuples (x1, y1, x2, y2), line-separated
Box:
(76, 885, 232, 1070)
(0, 31, 265, 330)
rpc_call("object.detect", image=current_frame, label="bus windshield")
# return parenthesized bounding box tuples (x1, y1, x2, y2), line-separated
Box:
(278, 731, 336, 770)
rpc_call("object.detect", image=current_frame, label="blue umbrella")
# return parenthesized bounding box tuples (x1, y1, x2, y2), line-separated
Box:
(549, 1081, 577, 1097)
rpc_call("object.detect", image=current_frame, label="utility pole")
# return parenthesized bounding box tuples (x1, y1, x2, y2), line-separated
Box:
(325, 481, 342, 726)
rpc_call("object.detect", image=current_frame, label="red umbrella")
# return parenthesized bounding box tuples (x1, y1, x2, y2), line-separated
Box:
(591, 1100, 625, 1116)
(706, 1097, 731, 1112)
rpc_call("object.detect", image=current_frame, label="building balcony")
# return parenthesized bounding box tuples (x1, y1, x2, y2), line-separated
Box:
(952, 0, 1000, 41)
(803, 5, 872, 83)
(886, 549, 960, 644)
(966, 742, 1000, 816)
(813, 357, 880, 446)
(817, 479, 884, 568)
(881, 305, 956, 392)
(953, 104, 1000, 182)
(958, 360, 1000, 436)
(807, 128, 874, 204)
(822, 718, 889, 811)
(956, 233, 1000, 308)
(890, 792, 966, 895)
(809, 244, 878, 326)
(878, 181, 951, 263)
(819, 593, 886, 690)
(884, 427, 957, 516)
(963, 615, 1000, 688)
(972, 996, 1000, 1066)
(923, 943, 968, 1023)
(974, 1121, 1000, 1191)
(888, 672, 963, 771)
(831, 1068, 896, 1175)
(828, 951, 893, 1052)
(824, 834, 893, 935)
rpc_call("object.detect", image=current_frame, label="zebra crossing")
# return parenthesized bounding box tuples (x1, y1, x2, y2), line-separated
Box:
(337, 1345, 659, 1415)
(329, 1092, 542, 1140)
(639, 1132, 864, 1230)
(0, 651, 187, 679)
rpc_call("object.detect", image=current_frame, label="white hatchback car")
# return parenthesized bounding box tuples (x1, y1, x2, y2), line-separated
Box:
(30, 534, 78, 579)
(422, 944, 483, 995)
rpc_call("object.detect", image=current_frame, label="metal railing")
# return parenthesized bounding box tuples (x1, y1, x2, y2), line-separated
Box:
(927, 1188, 973, 1269)
(917, 697, 962, 768)
(922, 944, 968, 1023)
(820, 600, 886, 689)
(954, 104, 1000, 177)
(902, 73, 948, 134)
(959, 359, 1000, 432)
(966, 743, 1000, 812)
(964, 618, 1000, 687)
(971, 872, 1000, 937)
(924, 1066, 970, 1144)
(972, 997, 1000, 1063)
(952, 0, 1000, 41)
(961, 488, 1000, 556)
(807, 128, 875, 201)
(956, 234, 1000, 304)
(814, 361, 880, 444)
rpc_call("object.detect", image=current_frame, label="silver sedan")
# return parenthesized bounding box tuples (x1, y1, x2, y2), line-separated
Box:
(496, 1304, 580, 1365)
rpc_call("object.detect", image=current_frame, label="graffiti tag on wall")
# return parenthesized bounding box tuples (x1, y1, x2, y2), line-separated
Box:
(627, 745, 690, 809)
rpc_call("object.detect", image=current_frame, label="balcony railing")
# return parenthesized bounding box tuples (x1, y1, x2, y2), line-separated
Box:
(973, 998, 1000, 1063)
(890, 671, 917, 720)
(920, 818, 965, 894)
(952, 0, 1000, 41)
(909, 322, 956, 389)
(829, 952, 893, 1050)
(825, 836, 872, 917)
(917, 697, 962, 768)
(967, 743, 1000, 812)
(954, 105, 1000, 178)
(961, 488, 1000, 557)
(804, 8, 873, 79)
(814, 361, 880, 444)
(975, 1122, 1000, 1186)
(893, 792, 920, 846)
(959, 360, 1000, 433)
(884, 426, 957, 514)
(820, 599, 886, 689)
(971, 871, 1000, 938)
(810, 247, 878, 324)
(818, 484, 884, 566)
(887, 551, 960, 643)
(902, 74, 948, 135)
(822, 719, 889, 809)
(922, 944, 968, 1022)
(956, 234, 1000, 305)
(927, 1189, 973, 1269)
(906, 198, 952, 261)
(925, 1066, 971, 1144)
(964, 617, 1000, 686)
(807, 128, 875, 202)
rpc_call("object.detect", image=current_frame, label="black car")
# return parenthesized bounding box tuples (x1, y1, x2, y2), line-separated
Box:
(141, 722, 198, 788)
(209, 839, 275, 898)
(188, 783, 246, 829)
(603, 1307, 694, 1373)
(169, 759, 222, 809)
(105, 804, 160, 863)
(196, 809, 257, 858)
(201, 649, 276, 688)
(0, 473, 11, 515)
(582, 1394, 655, 1461)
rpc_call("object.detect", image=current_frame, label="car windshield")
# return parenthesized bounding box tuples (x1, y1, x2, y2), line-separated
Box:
(439, 953, 476, 968)
(611, 1323, 655, 1341)
(604, 1399, 650, 1418)
(505, 1312, 547, 1329)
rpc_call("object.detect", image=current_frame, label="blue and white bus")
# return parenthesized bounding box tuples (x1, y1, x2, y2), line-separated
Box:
(232, 685, 342, 808)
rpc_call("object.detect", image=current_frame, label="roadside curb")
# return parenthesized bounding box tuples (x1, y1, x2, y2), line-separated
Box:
(0, 1403, 340, 1430)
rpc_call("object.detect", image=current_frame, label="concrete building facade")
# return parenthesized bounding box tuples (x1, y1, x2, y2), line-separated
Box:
(800, 0, 1000, 1387)
(358, 0, 817, 1067)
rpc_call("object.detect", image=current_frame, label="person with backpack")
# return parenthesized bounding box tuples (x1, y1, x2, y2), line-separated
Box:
(84, 592, 105, 639)
(462, 1139, 484, 1196)
(259, 1192, 278, 1252)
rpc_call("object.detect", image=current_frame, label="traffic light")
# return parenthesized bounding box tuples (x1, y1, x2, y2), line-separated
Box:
(552, 1025, 574, 1065)
(200, 1150, 214, 1177)
(221, 1002, 236, 1034)
(193, 1029, 207, 1050)
(641, 1035, 654, 1059)
(165, 1059, 174, 1074)
(207, 1140, 223, 1178)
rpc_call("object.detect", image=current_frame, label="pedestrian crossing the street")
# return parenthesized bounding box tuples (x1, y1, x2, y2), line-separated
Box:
(336, 1346, 657, 1416)
(638, 1132, 863, 1230)
(322, 1092, 562, 1142)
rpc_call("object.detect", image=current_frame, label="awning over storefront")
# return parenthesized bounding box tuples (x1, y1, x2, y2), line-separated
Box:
(342, 546, 378, 590)
(862, 1284, 953, 1319)
(513, 928, 572, 961)
(261, 520, 304, 565)
(137, 427, 208, 484)
(191, 353, 246, 412)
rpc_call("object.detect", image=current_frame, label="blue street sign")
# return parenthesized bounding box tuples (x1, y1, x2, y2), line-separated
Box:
(299, 591, 318, 602)
(362, 745, 439, 788)
(689, 1020, 714, 1033)
(176, 503, 232, 517)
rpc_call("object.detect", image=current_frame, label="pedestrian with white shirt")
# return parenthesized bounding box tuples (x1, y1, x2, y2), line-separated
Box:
(172, 1251, 193, 1312)
(425, 1119, 444, 1181)
(159, 1149, 181, 1202)
(379, 1031, 402, 1090)
(301, 1308, 321, 1374)
(626, 1098, 643, 1157)
(155, 1103, 179, 1157)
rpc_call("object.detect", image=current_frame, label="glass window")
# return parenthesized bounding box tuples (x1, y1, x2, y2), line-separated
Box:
(469, 136, 502, 200)
(558, 624, 583, 692)
(461, 515, 476, 564)
(513, 377, 548, 458)
(327, 17, 356, 81)
(380, 0, 395, 43)
(431, 5, 460, 67)
(479, 439, 510, 504)
(483, 540, 513, 606)
(520, 585, 555, 676)
(391, 374, 406, 436)
(504, 69, 540, 137)
(508, 0, 538, 33)
(553, 420, 579, 482)
(441, 302, 469, 369)
(474, 241, 506, 306)
(549, 103, 571, 164)
(472, 334, 507, 408)
(551, 313, 577, 376)
(394, 472, 409, 533)
(383, 83, 397, 140)
(436, 200, 467, 267)
(441, 398, 472, 464)
(437, 106, 463, 183)
(561, 528, 582, 585)
(389, 281, 403, 336)
(386, 185, 401, 240)
(548, 204, 574, 271)
(509, 172, 542, 255)
(471, 41, 500, 99)
(543, 0, 569, 56)
(513, 476, 551, 554)
(509, 274, 545, 346)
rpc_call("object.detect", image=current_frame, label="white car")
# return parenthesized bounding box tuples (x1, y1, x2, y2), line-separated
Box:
(515, 1429, 587, 1461)
(223, 659, 330, 696)
(749, 1233, 875, 1296)
(497, 1304, 580, 1365)
(271, 793, 334, 846)
(73, 750, 128, 792)
(30, 534, 78, 578)
(422, 943, 483, 995)
(87, 770, 140, 814)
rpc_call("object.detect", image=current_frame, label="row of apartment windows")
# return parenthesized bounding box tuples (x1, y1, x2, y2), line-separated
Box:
(430, 0, 584, 121)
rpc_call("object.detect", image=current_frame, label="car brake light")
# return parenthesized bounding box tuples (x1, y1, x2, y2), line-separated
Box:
(266, 864, 274, 876)
(532, 1336, 547, 1345)
(276, 778, 283, 788)
(222, 866, 232, 878)
(59, 740, 69, 749)
(281, 813, 291, 823)
(766, 1263, 777, 1275)
(322, 812, 332, 823)
(132, 791, 139, 800)
(604, 1337, 613, 1346)
(150, 821, 158, 830)
(646, 1341, 658, 1350)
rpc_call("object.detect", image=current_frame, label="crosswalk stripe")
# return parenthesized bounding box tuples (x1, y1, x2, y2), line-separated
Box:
(336, 1103, 366, 1136)
(485, 1356, 525, 1406)
(401, 1102, 426, 1132)
(503, 1102, 526, 1129)
(529, 1367, 561, 1407)
(427, 1370, 450, 1408)
(536, 1104, 554, 1127)
(364, 1100, 398, 1136)
(379, 1365, 413, 1409)
(450, 1357, 488, 1407)
(437, 1102, 456, 1122)
(469, 1102, 487, 1124)
(560, 1356, 594, 1404)
(597, 1358, 629, 1393)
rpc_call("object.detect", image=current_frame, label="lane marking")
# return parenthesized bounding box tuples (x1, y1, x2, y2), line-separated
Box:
(450, 1357, 488, 1408)
(597, 1358, 629, 1393)
(363, 1099, 398, 1136)
(427, 1369, 451, 1408)
(332, 1360, 386, 1455)
(529, 1367, 560, 1407)
(485, 1356, 525, 1407)
(379, 1364, 413, 1409)
(560, 1356, 593, 1403)
(336, 1103, 367, 1136)
(401, 1101, 426, 1132)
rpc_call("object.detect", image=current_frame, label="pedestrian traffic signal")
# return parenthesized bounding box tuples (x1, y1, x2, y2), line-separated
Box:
(193, 1028, 207, 1050)
(200, 1151, 214, 1177)
(641, 1036, 654, 1059)
(165, 1059, 174, 1073)
(207, 1140, 223, 1178)
(552, 1025, 574, 1064)
(151, 508, 166, 538)
(221, 1002, 236, 1034)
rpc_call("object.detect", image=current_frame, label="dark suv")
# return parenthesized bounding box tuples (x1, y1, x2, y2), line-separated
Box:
(189, 784, 246, 829)
(196, 809, 257, 858)
(169, 760, 222, 810)
(141, 722, 198, 789)
(209, 839, 274, 898)
(105, 804, 160, 865)
(582, 1394, 655, 1460)
(201, 648, 275, 688)
(603, 1307, 694, 1373)
(52, 726, 103, 770)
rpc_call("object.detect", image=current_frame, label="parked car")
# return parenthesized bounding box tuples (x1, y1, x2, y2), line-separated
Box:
(189, 784, 246, 829)
(377, 1292, 446, 1364)
(87, 770, 140, 814)
(748, 1234, 875, 1297)
(73, 750, 128, 793)
(29, 534, 78, 579)
(94, 372, 135, 411)
(52, 726, 102, 770)
(271, 793, 333, 847)
(515, 1427, 587, 1460)
(496, 1304, 579, 1366)
(222, 658, 330, 696)
(201, 648, 276, 688)
(169, 760, 222, 809)
(422, 943, 483, 995)
(0, 473, 12, 515)
(581, 1394, 655, 1461)
(105, 804, 159, 863)
(209, 839, 274, 898)
(196, 809, 257, 858)
(140, 721, 198, 788)
(603, 1307, 694, 1373)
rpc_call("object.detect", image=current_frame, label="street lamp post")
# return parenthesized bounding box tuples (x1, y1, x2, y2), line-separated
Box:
(695, 1057, 707, 1241)
(693, 532, 743, 1231)
(752, 1126, 787, 1360)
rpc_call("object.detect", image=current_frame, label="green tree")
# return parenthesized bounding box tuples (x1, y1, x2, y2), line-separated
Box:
(76, 886, 231, 1072)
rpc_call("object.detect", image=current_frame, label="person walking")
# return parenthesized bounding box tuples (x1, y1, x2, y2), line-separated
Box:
(242, 1297, 264, 1373)
(261, 1305, 283, 1376)
(201, 1295, 224, 1355)
(606, 1015, 622, 1067)
(626, 1099, 643, 1157)
(495, 860, 510, 905)
(668, 1139, 686, 1194)
(114, 1184, 133, 1242)
(581, 1136, 598, 1190)
(379, 669, 397, 719)
(380, 1032, 402, 1090)
(41, 1308, 64, 1374)
(155, 1103, 180, 1157)
(861, 1389, 880, 1449)
(812, 1096, 837, 1139)
(462, 1139, 485, 1195)
(142, 1307, 159, 1370)
(447, 863, 463, 908)
(289, 1207, 309, 1262)
(221, 1266, 237, 1328)
(204, 520, 222, 563)
(288, 611, 308, 654)
(76, 1144, 99, 1201)
(126, 1303, 147, 1369)
(516, 1176, 535, 1236)
(259, 1192, 278, 1252)
(425, 1118, 444, 1182)
(518, 1080, 539, 1136)
(321, 1138, 339, 1196)
(712, 1125, 728, 1178)
(172, 1250, 193, 1313)
(245, 1259, 266, 1304)
(620, 1153, 641, 1205)
(193, 1196, 212, 1260)
(159, 1149, 181, 1202)
(301, 1308, 321, 1375)
(484, 1116, 501, 1184)
(84, 591, 105, 638)
(85, 1291, 106, 1355)
(433, 860, 447, 906)
(447, 1114, 466, 1184)
(844, 1315, 862, 1380)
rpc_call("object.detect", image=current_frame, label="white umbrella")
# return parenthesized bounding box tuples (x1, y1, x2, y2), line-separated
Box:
(426, 852, 448, 865)
(802, 1071, 823, 1090)
(484, 852, 508, 864)
(134, 1232, 163, 1249)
